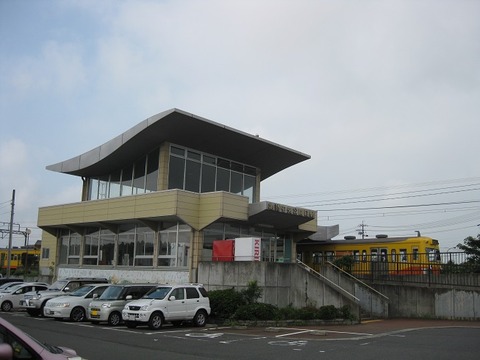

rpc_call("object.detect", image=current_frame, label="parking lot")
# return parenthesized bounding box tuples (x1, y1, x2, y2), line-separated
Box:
(2, 311, 480, 359)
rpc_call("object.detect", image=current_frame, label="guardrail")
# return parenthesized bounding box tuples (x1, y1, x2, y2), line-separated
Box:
(305, 252, 480, 288)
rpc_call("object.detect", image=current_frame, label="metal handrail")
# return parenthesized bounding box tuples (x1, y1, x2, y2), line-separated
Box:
(326, 261, 389, 301)
(296, 259, 360, 303)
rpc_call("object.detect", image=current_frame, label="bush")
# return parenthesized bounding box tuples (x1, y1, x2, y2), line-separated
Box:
(318, 305, 339, 320)
(233, 303, 280, 321)
(209, 288, 245, 320)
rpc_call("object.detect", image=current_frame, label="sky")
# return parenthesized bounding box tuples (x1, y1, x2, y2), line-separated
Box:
(0, 0, 479, 251)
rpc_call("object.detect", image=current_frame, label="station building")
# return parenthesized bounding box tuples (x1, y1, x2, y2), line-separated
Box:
(37, 109, 319, 283)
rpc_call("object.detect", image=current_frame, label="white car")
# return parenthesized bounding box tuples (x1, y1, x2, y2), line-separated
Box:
(122, 284, 211, 329)
(0, 282, 49, 312)
(43, 283, 109, 322)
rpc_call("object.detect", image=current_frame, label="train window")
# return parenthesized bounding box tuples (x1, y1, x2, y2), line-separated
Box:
(325, 251, 335, 262)
(353, 250, 360, 262)
(313, 252, 322, 264)
(362, 250, 367, 262)
(400, 249, 407, 262)
(412, 248, 419, 261)
(391, 249, 397, 262)
(380, 248, 387, 262)
(427, 248, 441, 262)
(371, 249, 378, 261)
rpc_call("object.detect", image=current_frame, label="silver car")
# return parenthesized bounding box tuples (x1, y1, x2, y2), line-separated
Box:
(43, 283, 109, 322)
(88, 284, 156, 326)
(0, 282, 49, 312)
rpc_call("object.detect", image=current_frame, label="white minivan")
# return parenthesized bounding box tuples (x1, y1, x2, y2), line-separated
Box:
(122, 284, 210, 330)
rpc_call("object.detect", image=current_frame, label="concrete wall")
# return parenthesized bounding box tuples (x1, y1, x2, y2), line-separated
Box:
(49, 267, 190, 285)
(198, 262, 361, 316)
(376, 284, 480, 320)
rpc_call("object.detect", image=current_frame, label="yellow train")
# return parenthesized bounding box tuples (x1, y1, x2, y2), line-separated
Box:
(297, 235, 441, 276)
(0, 248, 40, 272)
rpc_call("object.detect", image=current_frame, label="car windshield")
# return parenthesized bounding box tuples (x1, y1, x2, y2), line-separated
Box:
(3, 284, 23, 293)
(69, 285, 95, 297)
(98, 286, 123, 300)
(48, 280, 69, 291)
(0, 282, 22, 291)
(143, 287, 171, 300)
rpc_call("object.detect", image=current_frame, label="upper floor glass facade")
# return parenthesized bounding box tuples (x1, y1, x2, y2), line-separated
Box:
(168, 145, 257, 202)
(87, 144, 258, 203)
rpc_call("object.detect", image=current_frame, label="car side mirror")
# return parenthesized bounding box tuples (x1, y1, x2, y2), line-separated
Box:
(64, 287, 70, 292)
(125, 295, 133, 300)
(169, 295, 176, 301)
(93, 293, 98, 299)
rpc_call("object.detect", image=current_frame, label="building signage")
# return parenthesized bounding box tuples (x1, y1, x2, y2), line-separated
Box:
(266, 202, 316, 219)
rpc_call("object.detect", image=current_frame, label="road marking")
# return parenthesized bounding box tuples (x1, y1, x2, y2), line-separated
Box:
(275, 330, 315, 338)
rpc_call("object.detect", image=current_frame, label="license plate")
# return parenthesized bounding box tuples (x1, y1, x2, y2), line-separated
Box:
(128, 314, 136, 321)
(91, 310, 98, 316)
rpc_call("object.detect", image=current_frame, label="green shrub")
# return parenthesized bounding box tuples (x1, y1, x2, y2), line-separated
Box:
(208, 288, 245, 320)
(240, 280, 262, 305)
(233, 303, 280, 321)
(318, 305, 339, 320)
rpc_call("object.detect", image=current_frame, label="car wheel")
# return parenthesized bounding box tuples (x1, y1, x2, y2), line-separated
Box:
(148, 312, 164, 330)
(108, 312, 122, 326)
(1, 301, 12, 312)
(125, 321, 137, 329)
(193, 310, 208, 327)
(70, 306, 86, 322)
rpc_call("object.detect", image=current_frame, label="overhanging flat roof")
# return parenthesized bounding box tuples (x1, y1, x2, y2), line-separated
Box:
(46, 108, 310, 181)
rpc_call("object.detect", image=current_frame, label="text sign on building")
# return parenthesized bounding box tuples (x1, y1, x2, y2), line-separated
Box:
(234, 237, 262, 261)
(266, 202, 316, 219)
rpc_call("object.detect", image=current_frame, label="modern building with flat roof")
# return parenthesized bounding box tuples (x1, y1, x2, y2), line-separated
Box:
(37, 109, 318, 283)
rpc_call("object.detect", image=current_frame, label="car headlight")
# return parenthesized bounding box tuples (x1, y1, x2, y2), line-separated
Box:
(140, 304, 149, 311)
(60, 303, 71, 308)
(101, 303, 112, 308)
(32, 294, 42, 300)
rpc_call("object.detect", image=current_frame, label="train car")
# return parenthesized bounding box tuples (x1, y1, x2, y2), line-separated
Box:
(0, 248, 40, 273)
(296, 234, 441, 276)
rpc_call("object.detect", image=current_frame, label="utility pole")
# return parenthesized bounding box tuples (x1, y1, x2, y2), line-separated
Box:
(357, 221, 368, 239)
(7, 189, 15, 278)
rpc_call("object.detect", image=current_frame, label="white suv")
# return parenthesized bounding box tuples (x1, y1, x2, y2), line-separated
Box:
(122, 284, 210, 330)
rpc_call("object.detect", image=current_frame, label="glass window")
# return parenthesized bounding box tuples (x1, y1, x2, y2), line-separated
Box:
(201, 163, 216, 192)
(391, 249, 397, 262)
(58, 233, 69, 265)
(185, 159, 201, 192)
(168, 156, 185, 190)
(145, 148, 159, 192)
(412, 247, 419, 261)
(171, 146, 184, 156)
(176, 230, 190, 267)
(89, 178, 99, 200)
(400, 249, 407, 262)
(109, 170, 121, 198)
(243, 174, 256, 202)
(98, 176, 109, 199)
(216, 167, 230, 191)
(134, 228, 154, 266)
(132, 156, 146, 194)
(230, 171, 243, 195)
(84, 229, 99, 265)
(99, 230, 115, 266)
(68, 233, 81, 265)
(118, 226, 135, 266)
(121, 165, 133, 196)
